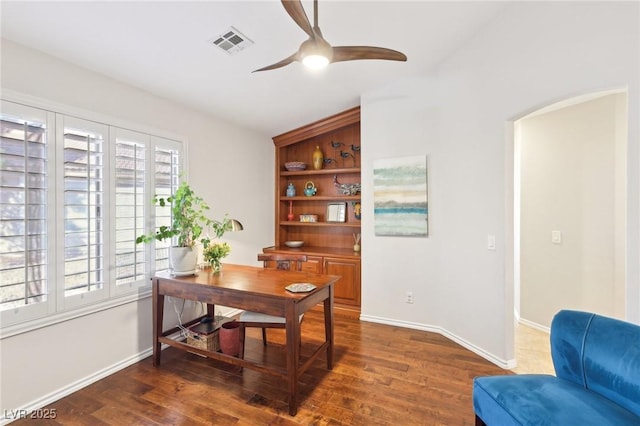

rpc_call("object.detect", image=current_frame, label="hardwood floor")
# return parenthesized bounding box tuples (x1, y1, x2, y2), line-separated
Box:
(14, 311, 509, 425)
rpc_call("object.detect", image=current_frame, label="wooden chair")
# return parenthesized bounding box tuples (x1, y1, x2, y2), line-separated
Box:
(238, 253, 308, 360)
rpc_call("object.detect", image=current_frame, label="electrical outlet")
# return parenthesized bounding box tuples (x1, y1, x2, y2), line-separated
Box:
(405, 291, 414, 304)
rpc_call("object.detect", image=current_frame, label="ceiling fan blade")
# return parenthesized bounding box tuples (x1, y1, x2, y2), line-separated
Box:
(253, 53, 298, 72)
(332, 46, 407, 63)
(281, 0, 314, 38)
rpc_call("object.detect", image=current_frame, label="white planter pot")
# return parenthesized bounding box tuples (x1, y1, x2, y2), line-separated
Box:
(170, 246, 198, 273)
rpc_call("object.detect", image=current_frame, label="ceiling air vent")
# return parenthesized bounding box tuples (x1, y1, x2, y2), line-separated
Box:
(210, 26, 253, 55)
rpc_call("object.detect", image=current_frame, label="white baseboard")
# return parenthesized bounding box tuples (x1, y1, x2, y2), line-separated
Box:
(1, 349, 152, 425)
(359, 314, 516, 370)
(518, 317, 550, 334)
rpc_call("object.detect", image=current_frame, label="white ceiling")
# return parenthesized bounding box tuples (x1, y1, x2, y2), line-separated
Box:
(1, 1, 510, 136)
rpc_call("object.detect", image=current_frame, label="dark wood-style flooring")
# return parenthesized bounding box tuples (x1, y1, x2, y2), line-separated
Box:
(14, 311, 509, 425)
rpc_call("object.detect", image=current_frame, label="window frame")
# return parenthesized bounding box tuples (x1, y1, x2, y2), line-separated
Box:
(0, 93, 186, 338)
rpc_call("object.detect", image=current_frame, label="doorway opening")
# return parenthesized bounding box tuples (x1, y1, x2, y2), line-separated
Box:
(512, 90, 628, 373)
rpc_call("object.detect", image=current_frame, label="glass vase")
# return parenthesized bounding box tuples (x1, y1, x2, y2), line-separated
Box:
(209, 259, 222, 273)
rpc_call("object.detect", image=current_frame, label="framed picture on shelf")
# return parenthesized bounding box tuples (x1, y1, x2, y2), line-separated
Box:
(326, 202, 347, 222)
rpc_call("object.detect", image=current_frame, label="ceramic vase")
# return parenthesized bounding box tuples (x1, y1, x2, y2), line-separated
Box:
(219, 321, 240, 356)
(312, 145, 324, 170)
(287, 200, 294, 221)
(170, 246, 197, 273)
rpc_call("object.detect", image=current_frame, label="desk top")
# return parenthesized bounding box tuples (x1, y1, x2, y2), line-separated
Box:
(154, 263, 340, 300)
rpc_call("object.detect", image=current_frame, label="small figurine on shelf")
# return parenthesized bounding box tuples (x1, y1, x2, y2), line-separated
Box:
(353, 202, 361, 220)
(353, 233, 361, 253)
(330, 141, 344, 163)
(340, 150, 355, 168)
(324, 158, 337, 168)
(351, 144, 360, 167)
(333, 175, 361, 195)
(286, 182, 296, 197)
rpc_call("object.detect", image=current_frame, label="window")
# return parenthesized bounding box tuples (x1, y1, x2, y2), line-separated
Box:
(0, 99, 183, 331)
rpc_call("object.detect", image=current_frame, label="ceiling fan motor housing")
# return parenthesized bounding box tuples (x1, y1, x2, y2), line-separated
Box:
(299, 37, 333, 67)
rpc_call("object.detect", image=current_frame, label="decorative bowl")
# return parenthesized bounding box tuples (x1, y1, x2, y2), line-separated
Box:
(284, 240, 304, 248)
(285, 161, 307, 171)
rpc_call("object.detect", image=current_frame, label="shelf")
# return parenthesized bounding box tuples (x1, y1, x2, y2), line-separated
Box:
(279, 221, 361, 228)
(281, 167, 360, 176)
(266, 245, 361, 259)
(280, 196, 360, 202)
(273, 107, 362, 316)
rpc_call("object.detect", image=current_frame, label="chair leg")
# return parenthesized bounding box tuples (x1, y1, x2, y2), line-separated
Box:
(238, 324, 246, 360)
(261, 328, 267, 345)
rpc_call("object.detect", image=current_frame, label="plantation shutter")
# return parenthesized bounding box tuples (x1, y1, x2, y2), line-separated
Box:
(113, 129, 147, 290)
(0, 104, 50, 315)
(59, 116, 109, 306)
(152, 141, 181, 273)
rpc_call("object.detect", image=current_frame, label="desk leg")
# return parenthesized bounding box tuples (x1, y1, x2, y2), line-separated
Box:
(285, 302, 300, 416)
(152, 278, 164, 367)
(324, 286, 334, 370)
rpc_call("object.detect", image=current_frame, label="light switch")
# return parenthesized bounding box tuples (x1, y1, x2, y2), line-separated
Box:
(487, 234, 496, 250)
(551, 230, 562, 244)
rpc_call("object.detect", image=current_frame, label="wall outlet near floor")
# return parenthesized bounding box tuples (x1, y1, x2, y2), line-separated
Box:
(405, 291, 414, 304)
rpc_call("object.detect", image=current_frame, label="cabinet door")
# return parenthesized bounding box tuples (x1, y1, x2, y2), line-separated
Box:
(324, 257, 361, 307)
(302, 256, 323, 273)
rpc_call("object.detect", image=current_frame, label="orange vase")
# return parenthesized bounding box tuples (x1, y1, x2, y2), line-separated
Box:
(312, 145, 324, 170)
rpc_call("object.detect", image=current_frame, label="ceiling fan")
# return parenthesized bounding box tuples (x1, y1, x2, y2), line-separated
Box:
(254, 0, 407, 72)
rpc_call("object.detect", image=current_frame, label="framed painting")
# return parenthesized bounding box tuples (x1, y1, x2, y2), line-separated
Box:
(373, 155, 428, 237)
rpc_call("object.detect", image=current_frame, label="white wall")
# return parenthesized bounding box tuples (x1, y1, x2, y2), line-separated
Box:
(360, 1, 639, 367)
(519, 93, 627, 328)
(0, 39, 274, 414)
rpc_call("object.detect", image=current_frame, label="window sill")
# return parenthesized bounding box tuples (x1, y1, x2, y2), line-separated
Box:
(0, 287, 152, 339)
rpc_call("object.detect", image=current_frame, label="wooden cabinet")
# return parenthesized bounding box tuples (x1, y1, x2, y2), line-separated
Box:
(266, 107, 361, 318)
(324, 257, 361, 308)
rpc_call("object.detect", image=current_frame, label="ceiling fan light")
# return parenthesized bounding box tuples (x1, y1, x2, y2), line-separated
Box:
(302, 54, 329, 69)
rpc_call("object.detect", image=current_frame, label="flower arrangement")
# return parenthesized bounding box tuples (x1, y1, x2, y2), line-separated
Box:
(203, 242, 231, 272)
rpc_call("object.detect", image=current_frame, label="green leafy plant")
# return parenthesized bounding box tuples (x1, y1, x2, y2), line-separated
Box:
(135, 181, 231, 248)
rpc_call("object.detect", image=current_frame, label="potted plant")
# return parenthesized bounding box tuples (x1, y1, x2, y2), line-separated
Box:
(203, 242, 231, 273)
(136, 181, 232, 273)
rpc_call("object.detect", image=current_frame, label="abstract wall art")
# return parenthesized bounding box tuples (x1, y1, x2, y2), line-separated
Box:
(373, 155, 428, 237)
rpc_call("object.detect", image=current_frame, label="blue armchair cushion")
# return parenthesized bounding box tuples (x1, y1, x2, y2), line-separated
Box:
(473, 310, 640, 425)
(473, 374, 640, 426)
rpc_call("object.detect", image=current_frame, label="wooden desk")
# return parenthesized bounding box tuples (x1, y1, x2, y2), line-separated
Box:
(152, 264, 339, 415)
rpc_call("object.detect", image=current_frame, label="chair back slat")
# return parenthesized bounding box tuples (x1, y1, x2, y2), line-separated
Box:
(258, 253, 308, 271)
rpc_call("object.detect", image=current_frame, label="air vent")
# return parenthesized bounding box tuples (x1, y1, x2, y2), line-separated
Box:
(209, 26, 253, 55)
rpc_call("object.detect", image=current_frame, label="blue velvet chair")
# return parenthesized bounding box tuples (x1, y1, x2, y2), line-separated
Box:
(473, 310, 640, 425)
